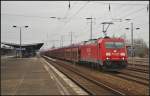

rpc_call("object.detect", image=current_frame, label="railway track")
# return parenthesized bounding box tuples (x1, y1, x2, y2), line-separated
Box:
(43, 55, 149, 86)
(102, 66, 149, 86)
(128, 63, 149, 67)
(42, 55, 149, 95)
(78, 62, 149, 85)
(134, 60, 149, 63)
(110, 71, 149, 86)
(120, 70, 149, 81)
(128, 59, 149, 64)
(127, 58, 149, 73)
(126, 66, 149, 74)
(43, 56, 128, 95)
(128, 57, 149, 61)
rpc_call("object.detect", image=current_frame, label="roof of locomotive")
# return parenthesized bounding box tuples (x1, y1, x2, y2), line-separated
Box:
(97, 37, 124, 43)
(82, 37, 124, 45)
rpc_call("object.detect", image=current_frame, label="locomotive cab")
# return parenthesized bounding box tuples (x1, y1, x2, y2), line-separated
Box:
(99, 38, 128, 71)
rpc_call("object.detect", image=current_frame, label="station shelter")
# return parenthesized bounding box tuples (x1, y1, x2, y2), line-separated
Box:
(1, 42, 43, 57)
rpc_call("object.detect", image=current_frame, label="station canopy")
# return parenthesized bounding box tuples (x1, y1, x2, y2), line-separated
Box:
(1, 42, 44, 50)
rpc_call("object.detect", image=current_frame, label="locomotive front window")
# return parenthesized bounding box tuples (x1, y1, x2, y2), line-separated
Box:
(105, 42, 124, 48)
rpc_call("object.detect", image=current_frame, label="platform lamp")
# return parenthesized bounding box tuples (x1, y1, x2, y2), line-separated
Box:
(13, 25, 29, 58)
(124, 19, 140, 65)
(125, 24, 140, 57)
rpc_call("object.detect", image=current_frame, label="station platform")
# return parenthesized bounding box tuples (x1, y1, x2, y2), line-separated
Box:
(1, 56, 87, 95)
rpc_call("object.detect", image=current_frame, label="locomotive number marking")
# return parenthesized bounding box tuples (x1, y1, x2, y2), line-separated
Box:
(112, 53, 119, 56)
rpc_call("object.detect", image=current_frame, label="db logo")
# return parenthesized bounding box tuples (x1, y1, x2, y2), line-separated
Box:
(87, 48, 91, 56)
(87, 48, 91, 52)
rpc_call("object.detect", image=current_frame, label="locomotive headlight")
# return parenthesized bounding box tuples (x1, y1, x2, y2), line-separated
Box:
(106, 52, 111, 56)
(120, 53, 125, 56)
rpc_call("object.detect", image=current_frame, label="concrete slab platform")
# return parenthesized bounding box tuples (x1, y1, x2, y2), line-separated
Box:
(1, 56, 82, 95)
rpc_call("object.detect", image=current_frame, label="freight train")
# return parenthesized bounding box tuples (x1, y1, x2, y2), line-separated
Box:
(44, 37, 128, 71)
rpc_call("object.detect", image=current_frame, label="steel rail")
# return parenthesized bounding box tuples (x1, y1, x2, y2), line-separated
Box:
(43, 55, 126, 95)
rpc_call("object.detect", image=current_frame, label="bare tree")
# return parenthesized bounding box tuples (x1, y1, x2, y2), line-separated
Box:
(126, 38, 149, 58)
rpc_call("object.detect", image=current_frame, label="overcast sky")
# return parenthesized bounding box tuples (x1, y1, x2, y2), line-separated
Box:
(1, 1, 149, 49)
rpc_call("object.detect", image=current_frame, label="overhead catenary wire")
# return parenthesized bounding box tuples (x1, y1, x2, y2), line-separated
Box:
(97, 5, 148, 27)
(63, 1, 78, 19)
(61, 2, 148, 43)
(93, 5, 128, 33)
(2, 2, 78, 21)
(111, 7, 147, 34)
(2, 1, 74, 7)
(2, 1, 148, 48)
(6, 1, 146, 43)
(91, 4, 148, 40)
(3, 1, 147, 7)
(46, 2, 78, 41)
(2, 2, 147, 23)
(1, 13, 55, 20)
(89, 1, 148, 21)
(119, 6, 148, 19)
(60, 1, 89, 31)
(93, 1, 148, 6)
(93, 5, 129, 24)
(49, 1, 90, 44)
(101, 5, 147, 21)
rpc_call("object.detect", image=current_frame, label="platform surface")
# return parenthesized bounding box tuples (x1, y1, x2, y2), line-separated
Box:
(1, 56, 77, 95)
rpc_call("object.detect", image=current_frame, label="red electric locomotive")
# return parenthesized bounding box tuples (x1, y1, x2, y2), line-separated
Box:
(44, 37, 128, 71)
(80, 37, 128, 71)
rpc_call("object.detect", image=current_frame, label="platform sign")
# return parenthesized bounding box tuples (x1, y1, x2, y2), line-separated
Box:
(15, 48, 26, 51)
